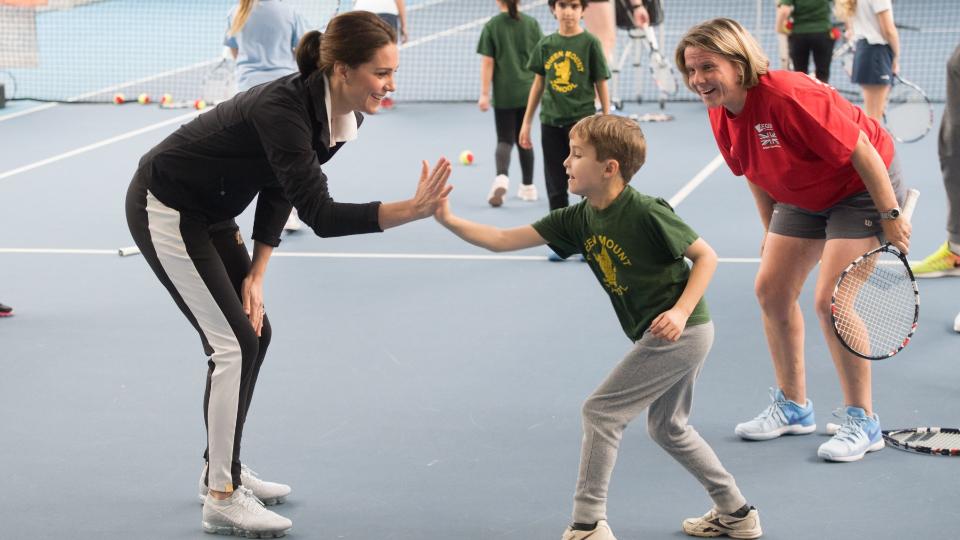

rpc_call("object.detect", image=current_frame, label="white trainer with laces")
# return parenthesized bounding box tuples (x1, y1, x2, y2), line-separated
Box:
(682, 507, 762, 539)
(202, 486, 292, 538)
(199, 464, 291, 505)
(560, 520, 617, 540)
(817, 406, 884, 462)
(487, 174, 509, 207)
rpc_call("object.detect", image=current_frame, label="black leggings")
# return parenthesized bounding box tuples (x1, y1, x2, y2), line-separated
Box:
(788, 31, 835, 83)
(541, 122, 575, 210)
(493, 107, 534, 184)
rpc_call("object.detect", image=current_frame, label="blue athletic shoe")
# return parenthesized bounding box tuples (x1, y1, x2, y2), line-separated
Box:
(817, 406, 884, 462)
(734, 388, 816, 440)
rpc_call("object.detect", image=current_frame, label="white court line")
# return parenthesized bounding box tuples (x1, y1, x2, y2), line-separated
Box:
(668, 154, 725, 208)
(0, 111, 198, 181)
(0, 102, 59, 123)
(0, 247, 767, 264)
(402, 0, 547, 49)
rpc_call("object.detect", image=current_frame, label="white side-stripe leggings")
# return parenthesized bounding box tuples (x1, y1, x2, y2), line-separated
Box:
(126, 173, 270, 493)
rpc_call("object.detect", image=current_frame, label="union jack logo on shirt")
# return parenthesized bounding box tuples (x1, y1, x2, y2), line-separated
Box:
(755, 122, 780, 149)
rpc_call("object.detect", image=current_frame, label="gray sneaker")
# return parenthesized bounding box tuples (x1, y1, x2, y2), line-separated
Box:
(199, 464, 291, 505)
(202, 487, 292, 538)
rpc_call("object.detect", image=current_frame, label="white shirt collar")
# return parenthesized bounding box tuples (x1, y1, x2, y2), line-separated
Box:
(323, 74, 358, 148)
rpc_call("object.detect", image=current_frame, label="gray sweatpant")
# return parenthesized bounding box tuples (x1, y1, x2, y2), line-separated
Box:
(939, 44, 960, 246)
(573, 322, 746, 523)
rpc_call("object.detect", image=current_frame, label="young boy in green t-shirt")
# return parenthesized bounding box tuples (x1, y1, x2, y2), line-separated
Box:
(435, 114, 763, 540)
(518, 0, 610, 212)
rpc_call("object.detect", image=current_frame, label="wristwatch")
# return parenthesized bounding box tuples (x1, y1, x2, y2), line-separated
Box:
(879, 207, 901, 220)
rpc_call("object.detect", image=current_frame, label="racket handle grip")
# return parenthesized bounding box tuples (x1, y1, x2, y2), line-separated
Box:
(902, 188, 920, 222)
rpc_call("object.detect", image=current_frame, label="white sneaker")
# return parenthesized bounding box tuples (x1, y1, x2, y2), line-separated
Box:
(682, 507, 762, 539)
(518, 183, 539, 202)
(487, 174, 509, 207)
(283, 209, 301, 232)
(202, 487, 292, 538)
(734, 388, 816, 441)
(954, 311, 960, 333)
(561, 520, 617, 540)
(817, 406, 884, 462)
(199, 464, 291, 506)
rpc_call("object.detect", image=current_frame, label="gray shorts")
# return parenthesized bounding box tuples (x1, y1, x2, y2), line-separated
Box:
(769, 156, 905, 240)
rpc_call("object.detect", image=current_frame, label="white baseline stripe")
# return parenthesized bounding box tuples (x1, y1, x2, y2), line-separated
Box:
(401, 0, 547, 50)
(0, 248, 771, 264)
(668, 154, 725, 208)
(0, 111, 198, 181)
(0, 102, 59, 123)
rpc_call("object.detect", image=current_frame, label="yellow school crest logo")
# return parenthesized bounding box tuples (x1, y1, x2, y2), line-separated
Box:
(545, 50, 585, 93)
(584, 235, 631, 295)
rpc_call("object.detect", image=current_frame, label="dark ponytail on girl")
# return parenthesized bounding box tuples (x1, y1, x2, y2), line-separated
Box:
(506, 0, 520, 19)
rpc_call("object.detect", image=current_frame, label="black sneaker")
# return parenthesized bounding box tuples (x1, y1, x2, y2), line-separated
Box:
(0, 303, 13, 317)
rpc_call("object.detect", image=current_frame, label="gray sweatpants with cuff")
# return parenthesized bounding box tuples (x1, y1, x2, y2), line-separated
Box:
(573, 321, 746, 523)
(940, 44, 960, 246)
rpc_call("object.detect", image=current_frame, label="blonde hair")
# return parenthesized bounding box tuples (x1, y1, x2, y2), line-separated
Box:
(570, 114, 647, 183)
(835, 0, 857, 20)
(674, 18, 769, 91)
(228, 0, 256, 37)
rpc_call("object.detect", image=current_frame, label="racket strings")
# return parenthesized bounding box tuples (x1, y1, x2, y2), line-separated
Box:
(888, 430, 960, 452)
(834, 253, 916, 357)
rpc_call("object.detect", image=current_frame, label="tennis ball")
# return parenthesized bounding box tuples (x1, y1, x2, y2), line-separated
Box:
(137, 93, 150, 105)
(459, 150, 474, 165)
(784, 20, 793, 32)
(112, 92, 125, 104)
(830, 27, 842, 41)
(194, 99, 207, 110)
(160, 93, 173, 105)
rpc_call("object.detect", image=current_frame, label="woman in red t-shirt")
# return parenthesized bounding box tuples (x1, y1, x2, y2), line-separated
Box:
(675, 18, 911, 463)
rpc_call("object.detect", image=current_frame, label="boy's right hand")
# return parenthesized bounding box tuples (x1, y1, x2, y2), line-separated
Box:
(433, 196, 453, 225)
(519, 124, 532, 149)
(478, 95, 490, 112)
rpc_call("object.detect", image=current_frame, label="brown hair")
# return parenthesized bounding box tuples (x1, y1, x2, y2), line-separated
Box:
(503, 0, 520, 20)
(228, 0, 256, 37)
(835, 0, 857, 20)
(674, 18, 769, 91)
(570, 114, 647, 183)
(295, 11, 397, 77)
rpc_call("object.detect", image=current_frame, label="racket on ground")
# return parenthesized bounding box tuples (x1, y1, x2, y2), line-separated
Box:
(883, 75, 934, 143)
(830, 189, 919, 360)
(883, 427, 960, 456)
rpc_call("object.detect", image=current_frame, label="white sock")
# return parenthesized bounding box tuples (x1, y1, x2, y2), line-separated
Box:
(948, 240, 960, 255)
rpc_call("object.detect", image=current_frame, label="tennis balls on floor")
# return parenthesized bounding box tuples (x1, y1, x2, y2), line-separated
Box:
(137, 93, 150, 105)
(112, 93, 126, 104)
(459, 150, 474, 165)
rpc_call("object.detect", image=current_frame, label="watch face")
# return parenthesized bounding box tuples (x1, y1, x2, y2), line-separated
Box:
(890, 209, 901, 218)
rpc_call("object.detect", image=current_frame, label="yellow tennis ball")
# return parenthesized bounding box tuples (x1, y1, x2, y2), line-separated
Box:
(160, 93, 173, 105)
(459, 150, 474, 165)
(137, 93, 150, 105)
(194, 99, 207, 110)
(112, 93, 125, 104)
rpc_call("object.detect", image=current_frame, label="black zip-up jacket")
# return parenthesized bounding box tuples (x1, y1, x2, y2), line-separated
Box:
(135, 70, 382, 247)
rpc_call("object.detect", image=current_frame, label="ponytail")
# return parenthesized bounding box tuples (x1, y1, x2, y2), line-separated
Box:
(228, 0, 256, 37)
(506, 0, 519, 20)
(296, 30, 322, 76)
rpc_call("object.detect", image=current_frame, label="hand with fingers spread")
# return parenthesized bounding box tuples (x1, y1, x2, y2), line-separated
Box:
(412, 158, 454, 219)
(649, 307, 690, 342)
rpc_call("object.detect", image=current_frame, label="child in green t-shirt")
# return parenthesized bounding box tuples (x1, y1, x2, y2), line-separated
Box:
(477, 0, 544, 207)
(435, 114, 763, 540)
(518, 0, 610, 212)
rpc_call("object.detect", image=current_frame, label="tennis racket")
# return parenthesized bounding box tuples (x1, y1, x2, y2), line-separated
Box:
(883, 427, 960, 456)
(200, 57, 237, 106)
(883, 75, 934, 143)
(641, 27, 678, 109)
(830, 188, 919, 360)
(833, 39, 855, 78)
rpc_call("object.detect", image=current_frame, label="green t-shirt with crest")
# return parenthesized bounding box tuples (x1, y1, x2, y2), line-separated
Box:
(532, 186, 710, 341)
(526, 30, 610, 127)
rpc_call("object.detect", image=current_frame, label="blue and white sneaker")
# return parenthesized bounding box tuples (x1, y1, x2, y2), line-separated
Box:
(817, 406, 884, 462)
(734, 388, 816, 440)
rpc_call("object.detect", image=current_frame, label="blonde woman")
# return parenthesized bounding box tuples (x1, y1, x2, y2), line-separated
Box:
(225, 0, 309, 231)
(676, 18, 910, 462)
(835, 0, 901, 120)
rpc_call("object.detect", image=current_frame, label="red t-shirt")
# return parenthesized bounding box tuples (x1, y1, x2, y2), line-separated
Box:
(709, 70, 894, 211)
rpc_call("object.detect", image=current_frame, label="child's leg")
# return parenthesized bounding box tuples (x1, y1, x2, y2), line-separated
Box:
(646, 322, 746, 514)
(513, 108, 534, 185)
(573, 323, 726, 523)
(541, 123, 572, 210)
(493, 108, 514, 177)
